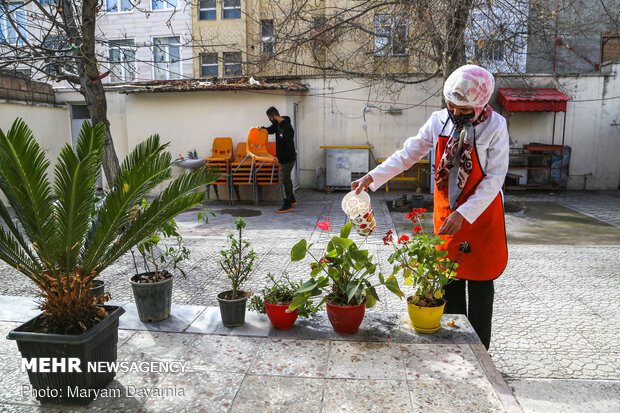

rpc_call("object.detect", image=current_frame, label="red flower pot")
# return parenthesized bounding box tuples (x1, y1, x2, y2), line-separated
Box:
(325, 298, 366, 335)
(264, 301, 299, 330)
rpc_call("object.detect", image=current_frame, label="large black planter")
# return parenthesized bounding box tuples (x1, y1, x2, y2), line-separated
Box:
(217, 291, 248, 327)
(90, 279, 105, 298)
(130, 273, 173, 322)
(7, 305, 125, 405)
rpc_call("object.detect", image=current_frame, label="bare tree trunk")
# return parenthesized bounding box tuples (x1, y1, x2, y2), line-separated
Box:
(79, 0, 120, 185)
(442, 0, 474, 81)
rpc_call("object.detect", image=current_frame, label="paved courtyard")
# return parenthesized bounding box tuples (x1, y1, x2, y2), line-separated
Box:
(0, 188, 618, 412)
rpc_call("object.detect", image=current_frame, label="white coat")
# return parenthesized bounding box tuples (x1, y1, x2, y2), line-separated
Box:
(368, 109, 510, 224)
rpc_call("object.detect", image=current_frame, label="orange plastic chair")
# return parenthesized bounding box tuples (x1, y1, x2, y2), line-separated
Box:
(205, 137, 233, 162)
(267, 141, 276, 157)
(247, 128, 276, 163)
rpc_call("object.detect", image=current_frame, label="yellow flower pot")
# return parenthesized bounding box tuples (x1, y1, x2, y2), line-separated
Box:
(407, 300, 445, 333)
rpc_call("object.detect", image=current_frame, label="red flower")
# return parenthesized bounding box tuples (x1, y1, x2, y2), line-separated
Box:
(383, 230, 393, 245)
(411, 226, 422, 233)
(405, 211, 417, 220)
(319, 254, 330, 264)
(398, 235, 410, 244)
(316, 216, 332, 231)
(414, 208, 428, 214)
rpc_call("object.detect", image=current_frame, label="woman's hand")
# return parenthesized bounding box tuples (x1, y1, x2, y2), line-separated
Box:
(437, 211, 464, 236)
(351, 174, 373, 194)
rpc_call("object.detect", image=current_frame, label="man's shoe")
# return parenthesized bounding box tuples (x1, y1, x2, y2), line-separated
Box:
(290, 197, 297, 206)
(278, 204, 293, 213)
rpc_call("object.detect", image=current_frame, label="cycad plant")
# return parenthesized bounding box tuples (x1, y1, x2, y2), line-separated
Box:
(0, 119, 218, 334)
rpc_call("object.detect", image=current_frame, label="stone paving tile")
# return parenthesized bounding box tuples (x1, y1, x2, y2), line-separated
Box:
(508, 378, 620, 413)
(326, 341, 407, 380)
(185, 335, 262, 373)
(0, 321, 21, 357)
(0, 357, 38, 406)
(554, 351, 620, 380)
(230, 375, 324, 412)
(248, 338, 329, 378)
(407, 379, 504, 413)
(118, 331, 199, 362)
(489, 350, 566, 379)
(400, 344, 486, 382)
(321, 379, 412, 412)
(138, 370, 244, 413)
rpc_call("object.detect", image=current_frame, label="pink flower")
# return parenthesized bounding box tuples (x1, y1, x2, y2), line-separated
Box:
(316, 216, 332, 231)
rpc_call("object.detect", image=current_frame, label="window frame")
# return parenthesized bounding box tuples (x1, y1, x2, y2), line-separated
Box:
(475, 39, 505, 62)
(200, 53, 218, 77)
(261, 19, 274, 54)
(106, 0, 133, 13)
(151, 0, 178, 12)
(152, 36, 182, 80)
(222, 0, 241, 19)
(223, 51, 242, 76)
(199, 0, 216, 20)
(373, 14, 409, 57)
(108, 39, 137, 83)
(0, 2, 27, 45)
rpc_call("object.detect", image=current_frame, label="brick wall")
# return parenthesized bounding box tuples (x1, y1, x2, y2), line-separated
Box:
(0, 72, 56, 105)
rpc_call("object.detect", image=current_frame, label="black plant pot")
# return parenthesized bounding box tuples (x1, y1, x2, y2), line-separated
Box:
(7, 305, 125, 405)
(217, 291, 248, 327)
(130, 273, 173, 322)
(90, 279, 105, 298)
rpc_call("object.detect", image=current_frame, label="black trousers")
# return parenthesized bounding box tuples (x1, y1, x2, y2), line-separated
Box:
(279, 161, 295, 203)
(444, 278, 494, 349)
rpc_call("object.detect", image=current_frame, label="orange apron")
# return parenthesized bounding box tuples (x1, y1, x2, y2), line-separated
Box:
(433, 131, 508, 281)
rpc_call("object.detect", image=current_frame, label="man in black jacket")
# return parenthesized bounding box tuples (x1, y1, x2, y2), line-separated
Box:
(261, 106, 297, 213)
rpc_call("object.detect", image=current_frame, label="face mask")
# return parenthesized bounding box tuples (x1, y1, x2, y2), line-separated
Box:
(448, 109, 475, 127)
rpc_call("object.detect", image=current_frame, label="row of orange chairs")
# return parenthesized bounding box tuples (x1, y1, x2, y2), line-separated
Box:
(203, 130, 280, 205)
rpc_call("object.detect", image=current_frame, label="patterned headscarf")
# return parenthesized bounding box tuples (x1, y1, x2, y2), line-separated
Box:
(435, 65, 495, 208)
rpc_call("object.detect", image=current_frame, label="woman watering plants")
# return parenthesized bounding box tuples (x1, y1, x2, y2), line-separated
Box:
(351, 65, 509, 349)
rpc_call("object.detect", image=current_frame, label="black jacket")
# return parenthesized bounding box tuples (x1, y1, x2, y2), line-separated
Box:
(264, 116, 296, 164)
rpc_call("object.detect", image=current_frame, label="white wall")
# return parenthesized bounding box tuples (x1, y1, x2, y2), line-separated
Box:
(0, 101, 71, 164)
(37, 62, 620, 193)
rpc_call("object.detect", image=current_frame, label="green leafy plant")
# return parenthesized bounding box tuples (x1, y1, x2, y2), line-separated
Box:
(0, 119, 218, 334)
(249, 272, 318, 318)
(382, 208, 470, 307)
(130, 200, 190, 283)
(219, 217, 257, 299)
(288, 217, 387, 311)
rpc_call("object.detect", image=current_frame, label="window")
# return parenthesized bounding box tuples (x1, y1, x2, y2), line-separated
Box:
(312, 17, 327, 52)
(106, 0, 132, 12)
(200, 53, 218, 77)
(109, 39, 136, 82)
(374, 15, 408, 56)
(223, 52, 242, 76)
(475, 40, 504, 61)
(222, 0, 240, 19)
(152, 0, 177, 11)
(199, 0, 216, 20)
(261, 20, 274, 54)
(153, 37, 181, 80)
(0, 2, 27, 45)
(42, 35, 67, 76)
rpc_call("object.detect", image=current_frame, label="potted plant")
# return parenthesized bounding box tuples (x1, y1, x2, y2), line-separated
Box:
(129, 200, 191, 322)
(249, 272, 318, 330)
(289, 217, 394, 334)
(217, 217, 257, 327)
(1, 119, 217, 404)
(382, 208, 470, 333)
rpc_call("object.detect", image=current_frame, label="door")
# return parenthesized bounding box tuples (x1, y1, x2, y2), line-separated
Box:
(293, 102, 300, 190)
(70, 105, 103, 189)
